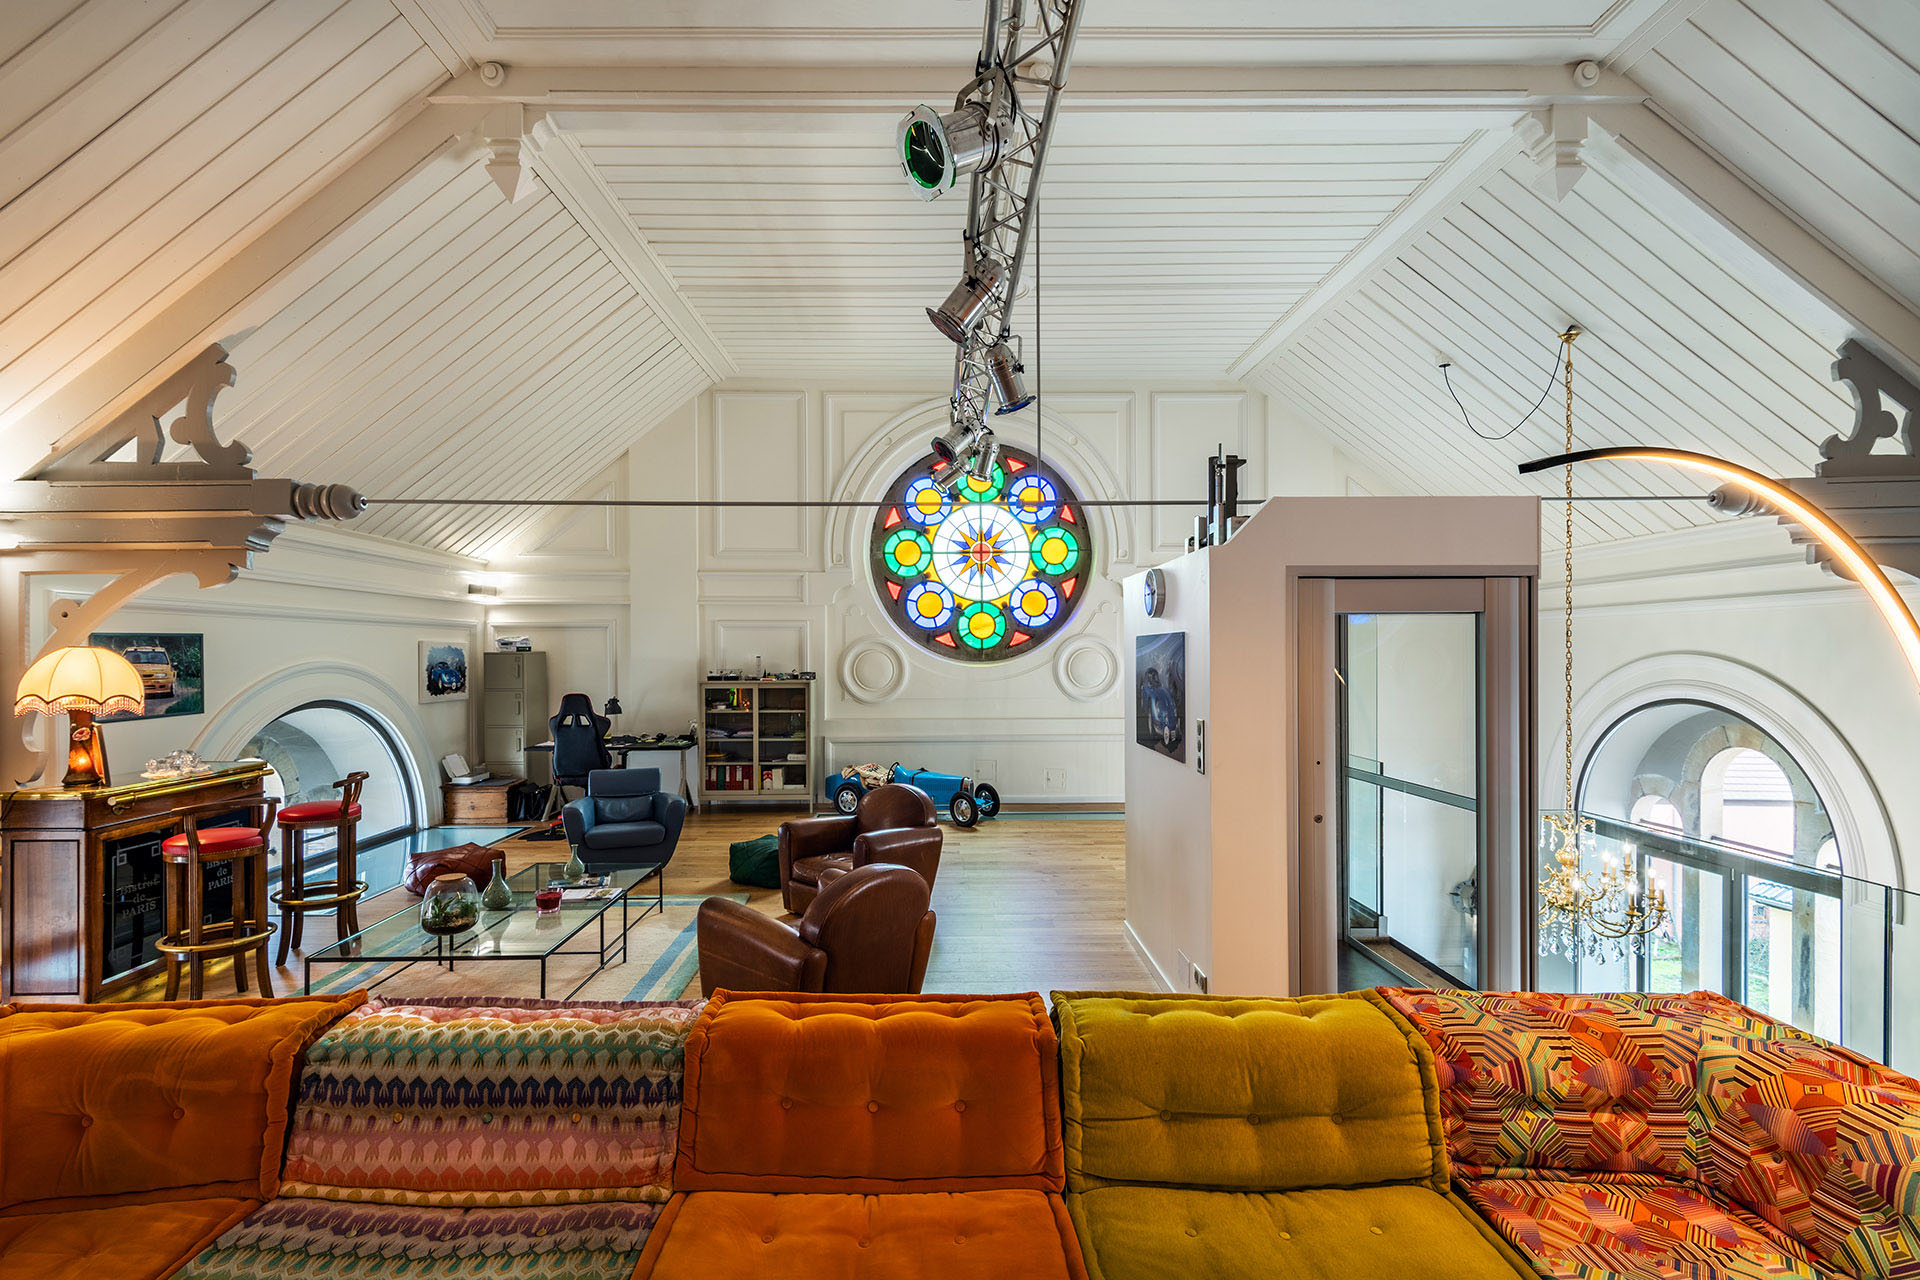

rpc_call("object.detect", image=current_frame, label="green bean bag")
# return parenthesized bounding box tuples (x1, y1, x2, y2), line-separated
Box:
(727, 833, 782, 889)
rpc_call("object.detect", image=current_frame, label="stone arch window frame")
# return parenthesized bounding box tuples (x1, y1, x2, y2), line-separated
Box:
(1569, 652, 1901, 891)
(244, 697, 424, 850)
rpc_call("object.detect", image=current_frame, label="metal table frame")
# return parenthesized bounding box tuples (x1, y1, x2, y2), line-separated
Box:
(303, 860, 666, 1001)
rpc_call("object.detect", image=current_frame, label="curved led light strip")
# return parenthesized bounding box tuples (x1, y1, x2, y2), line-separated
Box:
(1519, 447, 1920, 693)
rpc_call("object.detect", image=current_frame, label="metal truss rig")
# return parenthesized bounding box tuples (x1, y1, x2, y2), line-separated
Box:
(944, 0, 1085, 437)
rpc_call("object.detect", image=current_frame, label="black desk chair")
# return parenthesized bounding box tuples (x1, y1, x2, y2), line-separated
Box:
(548, 692, 611, 811)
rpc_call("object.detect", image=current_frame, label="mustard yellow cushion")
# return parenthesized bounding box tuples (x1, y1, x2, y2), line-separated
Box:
(1051, 990, 1445, 1192)
(0, 1197, 257, 1280)
(1068, 1185, 1531, 1280)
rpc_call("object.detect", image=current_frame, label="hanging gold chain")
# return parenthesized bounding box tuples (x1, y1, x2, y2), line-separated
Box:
(1561, 327, 1579, 816)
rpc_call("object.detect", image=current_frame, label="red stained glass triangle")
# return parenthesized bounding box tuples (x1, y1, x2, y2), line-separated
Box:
(887, 581, 902, 600)
(1060, 505, 1075, 523)
(1006, 458, 1027, 473)
(935, 632, 958, 647)
(885, 507, 902, 528)
(1061, 577, 1076, 598)
(1010, 631, 1030, 645)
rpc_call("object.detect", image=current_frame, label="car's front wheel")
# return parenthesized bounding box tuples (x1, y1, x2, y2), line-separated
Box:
(949, 793, 977, 828)
(833, 786, 861, 815)
(974, 783, 1000, 819)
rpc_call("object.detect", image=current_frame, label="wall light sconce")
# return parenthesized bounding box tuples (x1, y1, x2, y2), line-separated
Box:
(1519, 446, 1920, 693)
(467, 583, 501, 597)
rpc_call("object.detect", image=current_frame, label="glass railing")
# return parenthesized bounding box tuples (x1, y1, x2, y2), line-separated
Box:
(1541, 814, 1916, 1073)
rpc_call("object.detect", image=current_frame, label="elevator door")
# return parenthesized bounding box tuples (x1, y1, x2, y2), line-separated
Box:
(1341, 610, 1482, 989)
(1296, 577, 1533, 995)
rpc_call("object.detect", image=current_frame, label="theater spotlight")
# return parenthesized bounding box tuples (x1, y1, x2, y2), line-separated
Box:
(898, 104, 1004, 201)
(927, 262, 1003, 342)
(986, 340, 1032, 413)
(931, 422, 997, 493)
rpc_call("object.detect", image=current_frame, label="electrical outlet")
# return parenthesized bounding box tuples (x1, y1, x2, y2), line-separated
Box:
(1193, 965, 1209, 994)
(1194, 719, 1206, 774)
(1177, 950, 1210, 994)
(1044, 767, 1066, 792)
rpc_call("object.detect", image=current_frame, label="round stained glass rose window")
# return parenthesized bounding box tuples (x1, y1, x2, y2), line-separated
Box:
(869, 444, 1092, 661)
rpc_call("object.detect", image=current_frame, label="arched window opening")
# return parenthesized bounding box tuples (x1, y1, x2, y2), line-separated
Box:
(1577, 700, 1841, 1042)
(243, 701, 420, 866)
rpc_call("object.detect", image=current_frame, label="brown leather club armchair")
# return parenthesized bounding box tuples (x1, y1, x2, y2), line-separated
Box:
(777, 782, 941, 912)
(696, 863, 936, 996)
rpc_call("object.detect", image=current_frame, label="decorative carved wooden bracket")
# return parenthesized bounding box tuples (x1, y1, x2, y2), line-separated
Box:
(1709, 339, 1920, 580)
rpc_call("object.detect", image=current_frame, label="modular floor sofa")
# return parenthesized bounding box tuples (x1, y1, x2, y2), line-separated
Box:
(0, 986, 1913, 1279)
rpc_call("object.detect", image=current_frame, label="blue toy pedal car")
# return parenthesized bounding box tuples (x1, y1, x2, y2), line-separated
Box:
(827, 762, 1001, 828)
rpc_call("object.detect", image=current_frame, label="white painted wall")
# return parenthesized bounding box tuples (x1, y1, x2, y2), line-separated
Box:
(596, 381, 1385, 806)
(15, 525, 487, 823)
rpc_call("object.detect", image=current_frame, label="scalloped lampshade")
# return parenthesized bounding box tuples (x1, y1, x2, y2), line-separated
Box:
(14, 646, 146, 718)
(14, 646, 145, 788)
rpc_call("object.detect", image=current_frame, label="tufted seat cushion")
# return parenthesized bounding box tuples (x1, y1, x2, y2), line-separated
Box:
(642, 1190, 1082, 1279)
(174, 1197, 662, 1280)
(1071, 1184, 1526, 1280)
(1051, 990, 1531, 1280)
(673, 992, 1064, 1194)
(1460, 1174, 1826, 1280)
(277, 800, 362, 823)
(0, 1198, 257, 1280)
(160, 825, 264, 855)
(279, 996, 702, 1206)
(1053, 990, 1447, 1192)
(0, 994, 362, 1213)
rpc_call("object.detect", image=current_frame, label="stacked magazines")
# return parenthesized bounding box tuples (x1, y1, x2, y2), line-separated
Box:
(548, 873, 617, 901)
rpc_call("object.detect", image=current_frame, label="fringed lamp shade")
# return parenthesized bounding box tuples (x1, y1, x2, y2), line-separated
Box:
(14, 647, 146, 718)
(15, 646, 145, 787)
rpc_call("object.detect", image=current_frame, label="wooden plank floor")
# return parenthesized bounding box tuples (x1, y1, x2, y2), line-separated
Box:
(115, 809, 1157, 1002)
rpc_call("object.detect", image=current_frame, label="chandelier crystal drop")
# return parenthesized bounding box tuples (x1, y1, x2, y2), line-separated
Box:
(1537, 328, 1670, 962)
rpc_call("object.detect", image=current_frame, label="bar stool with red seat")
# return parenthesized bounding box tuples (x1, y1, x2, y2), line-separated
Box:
(157, 798, 279, 1000)
(272, 770, 370, 964)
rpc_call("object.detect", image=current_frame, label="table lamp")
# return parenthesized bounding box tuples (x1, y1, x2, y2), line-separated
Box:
(13, 646, 146, 788)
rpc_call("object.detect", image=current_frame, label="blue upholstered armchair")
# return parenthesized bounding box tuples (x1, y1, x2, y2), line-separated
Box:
(561, 768, 686, 874)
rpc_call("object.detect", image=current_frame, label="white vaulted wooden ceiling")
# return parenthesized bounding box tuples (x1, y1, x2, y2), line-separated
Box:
(0, 0, 1915, 556)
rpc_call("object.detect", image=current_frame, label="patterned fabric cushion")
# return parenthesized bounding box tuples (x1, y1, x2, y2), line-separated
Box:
(1695, 1037, 1920, 1278)
(280, 996, 702, 1206)
(1379, 989, 1817, 1181)
(1386, 988, 1920, 1279)
(1461, 1174, 1832, 1280)
(175, 1198, 659, 1280)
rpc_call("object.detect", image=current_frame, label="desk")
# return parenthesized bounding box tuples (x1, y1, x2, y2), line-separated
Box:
(523, 740, 697, 819)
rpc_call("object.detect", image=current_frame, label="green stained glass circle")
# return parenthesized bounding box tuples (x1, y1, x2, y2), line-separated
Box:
(957, 601, 1008, 650)
(1031, 525, 1080, 576)
(883, 528, 933, 579)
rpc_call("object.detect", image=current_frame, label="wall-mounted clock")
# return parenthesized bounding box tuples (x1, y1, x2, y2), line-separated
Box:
(1142, 567, 1166, 618)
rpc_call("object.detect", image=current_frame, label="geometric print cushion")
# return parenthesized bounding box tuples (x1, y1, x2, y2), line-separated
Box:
(280, 996, 704, 1206)
(1381, 989, 1821, 1182)
(1695, 1038, 1920, 1278)
(173, 1198, 661, 1280)
(1460, 1173, 1841, 1280)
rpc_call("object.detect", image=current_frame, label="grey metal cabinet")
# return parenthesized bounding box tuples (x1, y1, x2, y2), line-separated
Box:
(482, 651, 549, 785)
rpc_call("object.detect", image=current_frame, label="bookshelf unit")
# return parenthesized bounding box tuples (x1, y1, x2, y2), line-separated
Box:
(701, 679, 816, 810)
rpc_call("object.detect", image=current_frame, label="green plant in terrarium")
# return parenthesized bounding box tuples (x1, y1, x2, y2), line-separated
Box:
(420, 872, 481, 935)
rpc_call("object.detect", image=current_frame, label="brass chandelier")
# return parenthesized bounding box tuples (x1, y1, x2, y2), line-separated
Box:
(1535, 328, 1670, 962)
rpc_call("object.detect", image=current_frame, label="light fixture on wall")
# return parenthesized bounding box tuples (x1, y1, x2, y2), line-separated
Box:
(1530, 328, 1670, 962)
(13, 646, 146, 788)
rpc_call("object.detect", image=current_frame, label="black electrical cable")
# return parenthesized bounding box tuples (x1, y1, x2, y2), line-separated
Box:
(1440, 342, 1566, 442)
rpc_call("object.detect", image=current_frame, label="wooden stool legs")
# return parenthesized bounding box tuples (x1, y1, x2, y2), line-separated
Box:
(275, 817, 367, 964)
(159, 846, 275, 1001)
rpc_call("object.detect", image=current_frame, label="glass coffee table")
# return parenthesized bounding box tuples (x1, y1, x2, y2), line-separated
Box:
(303, 860, 664, 1000)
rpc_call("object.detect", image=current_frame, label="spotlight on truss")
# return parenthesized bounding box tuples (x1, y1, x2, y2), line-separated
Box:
(897, 104, 1005, 201)
(927, 262, 1004, 342)
(986, 340, 1032, 413)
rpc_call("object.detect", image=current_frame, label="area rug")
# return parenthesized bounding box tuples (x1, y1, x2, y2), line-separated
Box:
(299, 893, 745, 1003)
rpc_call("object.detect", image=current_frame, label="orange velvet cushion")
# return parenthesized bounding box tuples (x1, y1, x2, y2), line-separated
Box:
(160, 826, 264, 855)
(676, 992, 1064, 1193)
(0, 1196, 256, 1280)
(0, 994, 362, 1211)
(640, 1191, 1086, 1279)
